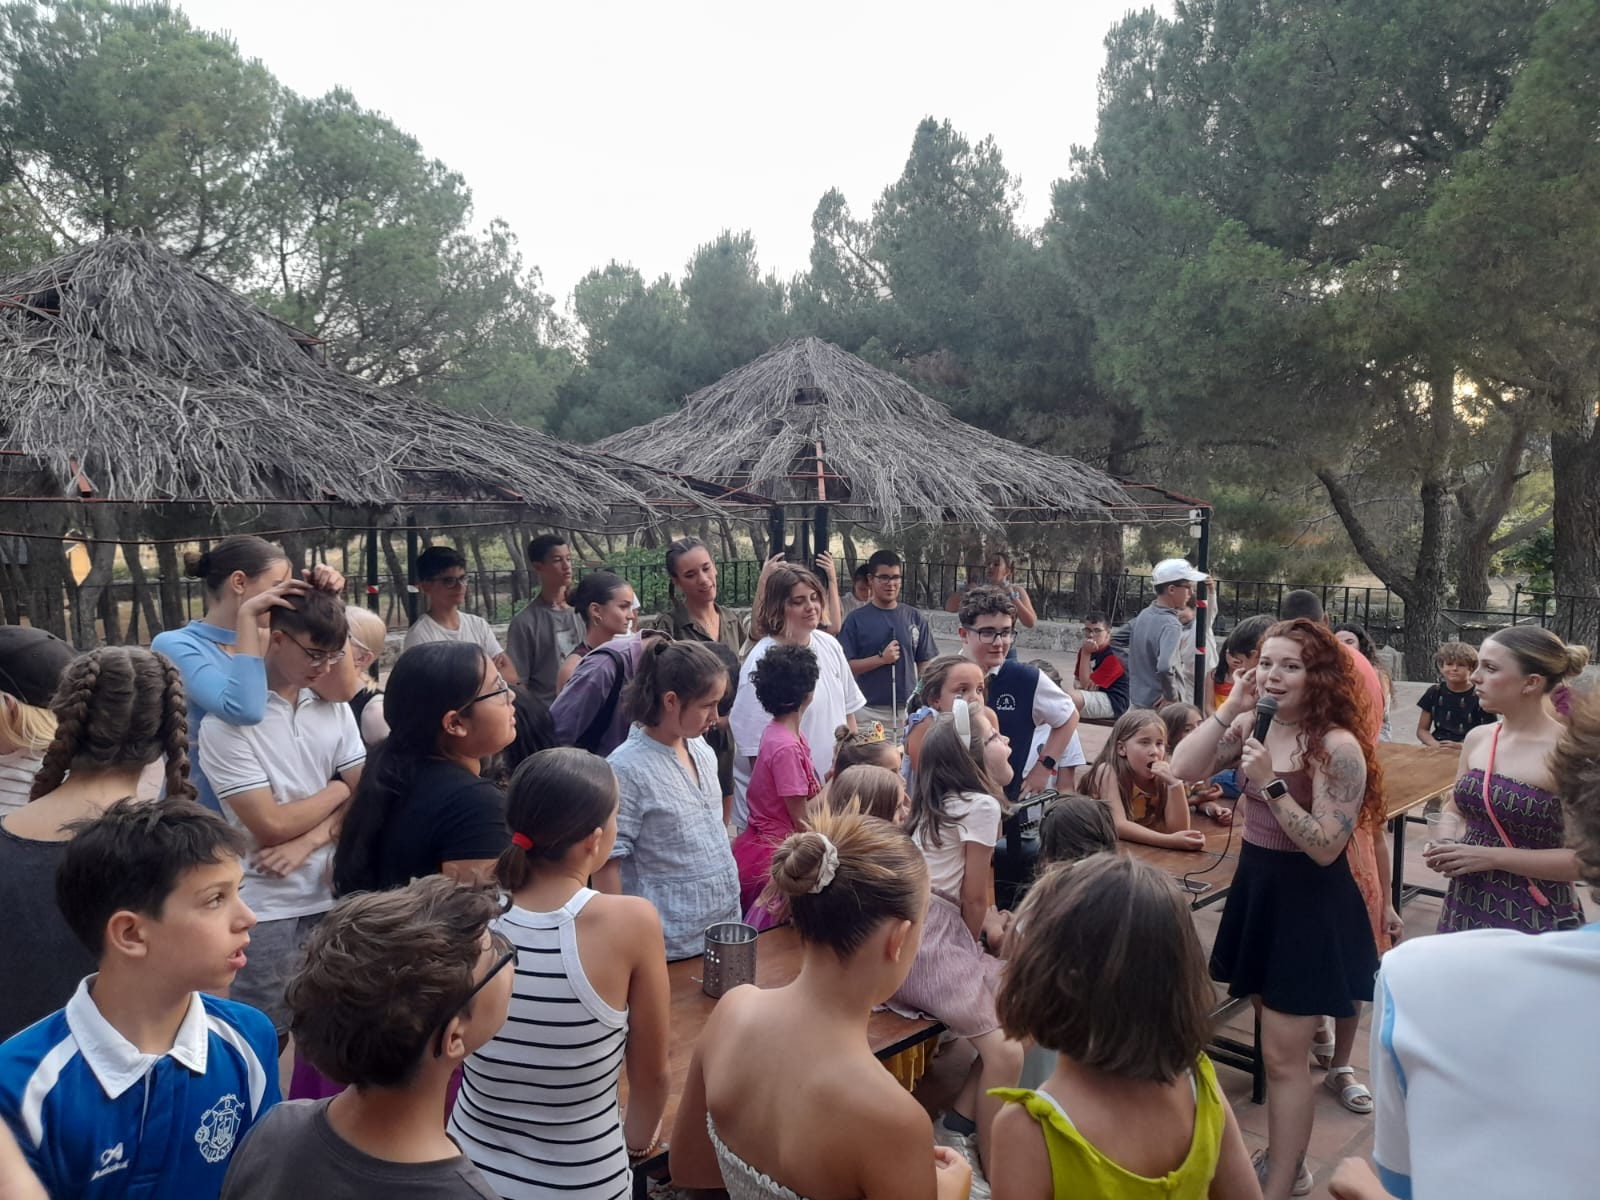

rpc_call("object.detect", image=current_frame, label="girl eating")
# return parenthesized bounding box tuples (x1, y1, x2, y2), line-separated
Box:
(1085, 709, 1209, 851)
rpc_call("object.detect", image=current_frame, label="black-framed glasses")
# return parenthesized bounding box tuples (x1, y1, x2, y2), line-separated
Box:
(433, 573, 469, 588)
(433, 930, 516, 1058)
(281, 631, 346, 668)
(462, 679, 514, 710)
(964, 625, 1016, 644)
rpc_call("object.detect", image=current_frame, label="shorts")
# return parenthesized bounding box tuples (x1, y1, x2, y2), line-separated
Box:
(1078, 690, 1115, 720)
(228, 912, 324, 1033)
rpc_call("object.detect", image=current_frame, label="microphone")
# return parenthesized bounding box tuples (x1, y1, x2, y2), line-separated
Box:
(1253, 695, 1279, 744)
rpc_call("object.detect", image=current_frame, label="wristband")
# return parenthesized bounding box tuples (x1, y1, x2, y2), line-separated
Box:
(1210, 712, 1230, 732)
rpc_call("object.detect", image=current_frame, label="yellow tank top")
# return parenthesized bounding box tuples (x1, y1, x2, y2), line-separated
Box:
(990, 1055, 1225, 1199)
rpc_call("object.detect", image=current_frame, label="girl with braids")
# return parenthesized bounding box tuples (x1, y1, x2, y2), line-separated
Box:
(0, 647, 192, 1038)
(1170, 618, 1382, 1200)
(669, 809, 972, 1200)
(596, 639, 740, 960)
(152, 534, 344, 812)
(450, 749, 671, 1198)
(333, 642, 517, 895)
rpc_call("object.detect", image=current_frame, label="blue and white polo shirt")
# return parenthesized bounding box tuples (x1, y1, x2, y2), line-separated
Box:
(0, 977, 280, 1199)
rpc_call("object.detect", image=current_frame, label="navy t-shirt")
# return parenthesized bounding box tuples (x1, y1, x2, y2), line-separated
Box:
(1417, 684, 1493, 743)
(838, 604, 938, 709)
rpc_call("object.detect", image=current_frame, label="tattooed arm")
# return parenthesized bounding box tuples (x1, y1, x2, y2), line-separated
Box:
(1266, 730, 1367, 866)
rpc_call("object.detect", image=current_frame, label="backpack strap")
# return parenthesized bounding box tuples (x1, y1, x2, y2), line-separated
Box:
(575, 647, 627, 753)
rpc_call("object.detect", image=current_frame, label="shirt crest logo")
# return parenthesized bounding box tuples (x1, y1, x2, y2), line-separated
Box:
(90, 1142, 128, 1180)
(994, 693, 1018, 712)
(194, 1093, 245, 1164)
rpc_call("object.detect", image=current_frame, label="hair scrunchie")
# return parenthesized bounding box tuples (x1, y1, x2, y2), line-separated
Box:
(510, 832, 534, 851)
(810, 834, 840, 894)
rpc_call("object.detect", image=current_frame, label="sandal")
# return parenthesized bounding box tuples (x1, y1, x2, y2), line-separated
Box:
(1252, 1149, 1315, 1196)
(1325, 1065, 1374, 1114)
(1310, 1020, 1336, 1070)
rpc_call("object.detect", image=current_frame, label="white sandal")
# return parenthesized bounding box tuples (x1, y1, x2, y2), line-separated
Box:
(1325, 1065, 1374, 1114)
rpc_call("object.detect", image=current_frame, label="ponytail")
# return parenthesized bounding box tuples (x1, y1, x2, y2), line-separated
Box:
(622, 639, 727, 726)
(495, 749, 619, 891)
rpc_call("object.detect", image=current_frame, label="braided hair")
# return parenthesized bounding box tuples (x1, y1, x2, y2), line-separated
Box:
(29, 647, 194, 801)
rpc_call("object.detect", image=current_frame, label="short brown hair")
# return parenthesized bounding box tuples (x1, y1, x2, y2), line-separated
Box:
(767, 808, 927, 959)
(288, 877, 501, 1088)
(957, 584, 1016, 628)
(1549, 693, 1600, 891)
(825, 764, 904, 822)
(998, 855, 1213, 1083)
(752, 562, 824, 639)
(1434, 641, 1479, 669)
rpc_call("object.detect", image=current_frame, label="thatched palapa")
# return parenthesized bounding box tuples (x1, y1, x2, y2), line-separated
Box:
(597, 336, 1133, 532)
(0, 236, 723, 529)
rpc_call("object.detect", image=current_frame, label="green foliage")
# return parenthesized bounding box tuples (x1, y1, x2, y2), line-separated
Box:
(1505, 526, 1555, 593)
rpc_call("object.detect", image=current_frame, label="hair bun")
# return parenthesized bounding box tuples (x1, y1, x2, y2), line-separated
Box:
(770, 830, 829, 898)
(182, 550, 208, 578)
(1568, 645, 1592, 678)
(833, 725, 853, 745)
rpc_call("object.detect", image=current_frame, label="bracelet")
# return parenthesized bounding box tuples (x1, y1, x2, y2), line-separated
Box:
(1210, 712, 1230, 732)
(626, 1135, 662, 1161)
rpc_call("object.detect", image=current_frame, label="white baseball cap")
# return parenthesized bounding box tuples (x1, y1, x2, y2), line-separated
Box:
(1152, 558, 1207, 586)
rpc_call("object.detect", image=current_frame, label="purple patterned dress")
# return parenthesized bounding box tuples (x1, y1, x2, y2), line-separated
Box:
(1437, 768, 1583, 934)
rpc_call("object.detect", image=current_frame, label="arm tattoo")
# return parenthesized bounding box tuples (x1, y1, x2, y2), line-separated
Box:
(1269, 742, 1366, 856)
(1214, 724, 1244, 770)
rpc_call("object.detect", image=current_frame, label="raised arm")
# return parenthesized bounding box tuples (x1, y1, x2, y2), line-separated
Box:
(1012, 587, 1038, 629)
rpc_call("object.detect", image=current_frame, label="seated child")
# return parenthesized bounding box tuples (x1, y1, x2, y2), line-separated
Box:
(221, 877, 512, 1199)
(1160, 703, 1232, 825)
(1416, 641, 1494, 746)
(1037, 794, 1119, 869)
(1085, 709, 1207, 852)
(991, 855, 1256, 1197)
(903, 655, 993, 782)
(816, 722, 901, 810)
(822, 763, 910, 824)
(0, 798, 278, 1199)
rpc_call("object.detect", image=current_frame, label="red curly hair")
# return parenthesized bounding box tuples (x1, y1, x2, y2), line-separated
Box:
(1263, 618, 1385, 833)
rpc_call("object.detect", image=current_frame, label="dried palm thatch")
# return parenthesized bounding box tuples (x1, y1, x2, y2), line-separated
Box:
(0, 236, 719, 530)
(598, 337, 1133, 532)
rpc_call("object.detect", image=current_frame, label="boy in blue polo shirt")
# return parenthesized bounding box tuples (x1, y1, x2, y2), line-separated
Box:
(0, 797, 279, 1199)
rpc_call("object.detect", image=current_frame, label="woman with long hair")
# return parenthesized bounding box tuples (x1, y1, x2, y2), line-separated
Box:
(333, 642, 517, 894)
(556, 571, 637, 694)
(1426, 625, 1589, 934)
(0, 647, 191, 1037)
(1170, 618, 1381, 1199)
(729, 562, 864, 830)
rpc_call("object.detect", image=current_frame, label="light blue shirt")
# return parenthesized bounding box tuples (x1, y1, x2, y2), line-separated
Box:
(150, 621, 268, 812)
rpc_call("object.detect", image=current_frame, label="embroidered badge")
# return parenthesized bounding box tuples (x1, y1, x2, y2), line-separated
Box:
(194, 1093, 244, 1164)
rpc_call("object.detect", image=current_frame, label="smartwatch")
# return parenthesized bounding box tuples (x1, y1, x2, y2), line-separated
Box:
(1263, 778, 1291, 801)
(1038, 754, 1058, 771)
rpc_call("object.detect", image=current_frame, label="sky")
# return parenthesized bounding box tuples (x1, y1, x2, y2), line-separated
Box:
(175, 1, 1162, 307)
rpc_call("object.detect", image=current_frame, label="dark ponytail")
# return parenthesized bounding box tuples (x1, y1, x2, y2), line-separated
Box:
(333, 642, 486, 895)
(496, 748, 619, 891)
(622, 639, 728, 726)
(570, 571, 629, 629)
(182, 535, 287, 595)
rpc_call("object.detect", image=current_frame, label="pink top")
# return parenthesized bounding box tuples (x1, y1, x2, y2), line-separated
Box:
(732, 723, 820, 913)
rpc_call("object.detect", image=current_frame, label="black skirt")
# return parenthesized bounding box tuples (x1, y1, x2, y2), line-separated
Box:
(1209, 840, 1379, 1017)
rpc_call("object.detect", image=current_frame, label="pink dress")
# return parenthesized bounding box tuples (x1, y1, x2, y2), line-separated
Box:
(732, 723, 820, 923)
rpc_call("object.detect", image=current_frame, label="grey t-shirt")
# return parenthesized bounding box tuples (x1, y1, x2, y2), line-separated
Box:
(505, 598, 586, 706)
(1127, 601, 1184, 707)
(0, 822, 95, 1039)
(221, 1098, 498, 1199)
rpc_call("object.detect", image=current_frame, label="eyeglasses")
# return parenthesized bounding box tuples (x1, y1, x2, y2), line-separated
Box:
(433, 930, 516, 1058)
(433, 574, 469, 588)
(281, 631, 346, 668)
(964, 625, 1016, 644)
(462, 679, 514, 710)
(872, 574, 903, 583)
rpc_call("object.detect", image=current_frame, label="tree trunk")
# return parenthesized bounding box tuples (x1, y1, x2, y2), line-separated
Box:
(1455, 534, 1493, 615)
(1550, 414, 1600, 649)
(1452, 413, 1531, 614)
(501, 528, 527, 609)
(380, 530, 409, 623)
(122, 542, 162, 640)
(467, 532, 492, 620)
(0, 535, 25, 624)
(154, 540, 186, 628)
(70, 512, 122, 649)
(28, 541, 70, 639)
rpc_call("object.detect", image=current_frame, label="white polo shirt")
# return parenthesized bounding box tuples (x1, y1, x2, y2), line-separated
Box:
(199, 691, 364, 921)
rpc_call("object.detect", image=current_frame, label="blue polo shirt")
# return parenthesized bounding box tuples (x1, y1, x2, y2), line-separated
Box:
(150, 620, 270, 813)
(0, 978, 280, 1199)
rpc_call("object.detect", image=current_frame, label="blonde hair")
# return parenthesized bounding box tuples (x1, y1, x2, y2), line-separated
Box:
(345, 606, 387, 656)
(1486, 627, 1591, 693)
(825, 764, 904, 822)
(0, 695, 56, 756)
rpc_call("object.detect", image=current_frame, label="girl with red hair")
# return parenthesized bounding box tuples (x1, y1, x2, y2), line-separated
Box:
(1170, 617, 1382, 1199)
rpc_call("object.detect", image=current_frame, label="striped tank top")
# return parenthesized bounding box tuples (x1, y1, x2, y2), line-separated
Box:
(449, 888, 631, 1199)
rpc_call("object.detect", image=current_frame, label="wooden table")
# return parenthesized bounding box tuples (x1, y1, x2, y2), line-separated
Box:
(1124, 813, 1241, 909)
(1377, 742, 1459, 909)
(622, 925, 943, 1193)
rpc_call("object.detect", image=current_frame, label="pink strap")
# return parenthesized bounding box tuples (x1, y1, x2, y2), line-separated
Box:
(1479, 725, 1550, 907)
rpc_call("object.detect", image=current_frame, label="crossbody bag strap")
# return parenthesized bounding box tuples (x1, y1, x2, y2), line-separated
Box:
(1478, 724, 1551, 907)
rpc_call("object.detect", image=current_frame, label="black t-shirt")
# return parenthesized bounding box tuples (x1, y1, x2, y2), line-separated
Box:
(365, 759, 509, 890)
(0, 823, 95, 1039)
(1417, 683, 1493, 743)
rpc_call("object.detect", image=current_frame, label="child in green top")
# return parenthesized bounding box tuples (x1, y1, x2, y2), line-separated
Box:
(989, 855, 1259, 1200)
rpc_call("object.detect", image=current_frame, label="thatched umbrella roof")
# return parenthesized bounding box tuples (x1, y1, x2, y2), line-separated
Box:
(597, 336, 1134, 532)
(0, 236, 726, 529)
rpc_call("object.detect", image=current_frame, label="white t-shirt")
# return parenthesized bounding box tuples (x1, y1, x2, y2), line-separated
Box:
(0, 748, 43, 815)
(402, 611, 503, 659)
(200, 690, 366, 921)
(987, 665, 1087, 771)
(1372, 923, 1600, 1199)
(914, 790, 1001, 896)
(731, 630, 866, 778)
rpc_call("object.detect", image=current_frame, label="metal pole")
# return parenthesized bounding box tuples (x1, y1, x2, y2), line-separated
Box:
(405, 515, 419, 625)
(1193, 508, 1211, 709)
(767, 507, 786, 563)
(365, 522, 379, 613)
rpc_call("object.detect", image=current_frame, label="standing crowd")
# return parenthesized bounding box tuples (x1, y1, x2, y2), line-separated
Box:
(0, 535, 1594, 1200)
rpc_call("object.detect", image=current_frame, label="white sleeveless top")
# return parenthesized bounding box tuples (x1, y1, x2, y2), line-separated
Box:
(708, 1115, 812, 1200)
(449, 888, 630, 1200)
